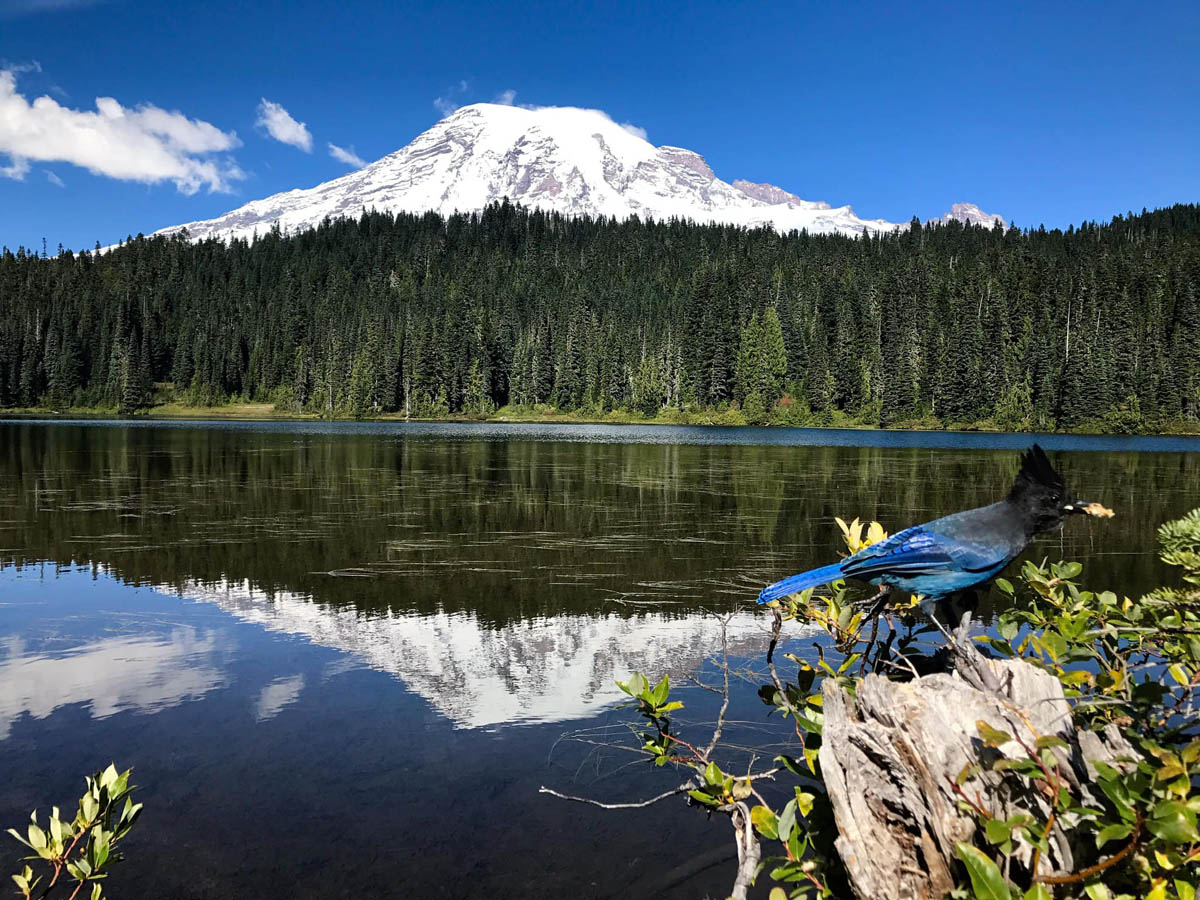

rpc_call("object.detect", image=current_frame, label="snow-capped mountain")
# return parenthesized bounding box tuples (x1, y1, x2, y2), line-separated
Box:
(931, 201, 1006, 229)
(153, 103, 911, 243)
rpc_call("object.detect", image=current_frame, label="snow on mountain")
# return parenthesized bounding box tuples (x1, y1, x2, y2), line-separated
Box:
(151, 103, 908, 243)
(931, 202, 1006, 229)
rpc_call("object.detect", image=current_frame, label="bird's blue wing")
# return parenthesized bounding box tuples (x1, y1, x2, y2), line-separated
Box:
(841, 525, 1003, 582)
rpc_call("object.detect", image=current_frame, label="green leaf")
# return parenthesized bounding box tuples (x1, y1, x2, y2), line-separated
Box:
(615, 672, 648, 698)
(1058, 561, 1083, 579)
(768, 889, 788, 900)
(26, 823, 46, 851)
(956, 763, 982, 786)
(976, 721, 1013, 748)
(1095, 821, 1133, 848)
(1024, 885, 1052, 900)
(776, 754, 805, 777)
(984, 819, 1012, 846)
(1034, 735, 1068, 750)
(776, 798, 797, 844)
(651, 674, 669, 707)
(751, 805, 779, 840)
(1148, 800, 1199, 844)
(687, 790, 718, 808)
(955, 842, 1010, 900)
(1174, 880, 1195, 900)
(994, 577, 1015, 596)
(1084, 885, 1111, 900)
(795, 789, 814, 818)
(703, 761, 722, 786)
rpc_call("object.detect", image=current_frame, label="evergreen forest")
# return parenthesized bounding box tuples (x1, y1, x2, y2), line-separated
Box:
(1, 201, 1199, 432)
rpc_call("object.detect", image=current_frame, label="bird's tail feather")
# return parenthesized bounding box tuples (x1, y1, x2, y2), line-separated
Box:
(756, 564, 845, 605)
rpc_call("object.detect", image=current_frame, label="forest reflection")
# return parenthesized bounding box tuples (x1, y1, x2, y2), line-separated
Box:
(2, 421, 1197, 626)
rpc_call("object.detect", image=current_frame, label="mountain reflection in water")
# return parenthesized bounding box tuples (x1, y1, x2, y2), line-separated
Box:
(171, 577, 776, 728)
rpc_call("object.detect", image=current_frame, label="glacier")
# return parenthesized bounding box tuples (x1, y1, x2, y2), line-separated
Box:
(146, 103, 1003, 245)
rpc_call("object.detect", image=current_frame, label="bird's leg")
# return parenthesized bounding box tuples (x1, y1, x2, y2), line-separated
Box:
(855, 586, 892, 671)
(857, 584, 892, 618)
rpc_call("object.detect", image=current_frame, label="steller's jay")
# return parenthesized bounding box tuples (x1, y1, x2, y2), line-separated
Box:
(756, 445, 1113, 614)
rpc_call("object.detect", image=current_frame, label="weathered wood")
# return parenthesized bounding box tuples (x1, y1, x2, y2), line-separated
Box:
(819, 649, 1135, 899)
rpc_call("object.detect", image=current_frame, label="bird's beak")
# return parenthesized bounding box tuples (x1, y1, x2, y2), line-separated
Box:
(1062, 500, 1115, 518)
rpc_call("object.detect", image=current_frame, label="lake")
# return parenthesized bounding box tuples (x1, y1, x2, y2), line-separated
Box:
(2, 420, 1199, 899)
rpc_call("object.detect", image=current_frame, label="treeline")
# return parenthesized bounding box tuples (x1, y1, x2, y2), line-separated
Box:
(1, 201, 1199, 431)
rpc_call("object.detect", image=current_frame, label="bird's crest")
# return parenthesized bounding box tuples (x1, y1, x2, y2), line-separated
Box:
(1012, 444, 1064, 494)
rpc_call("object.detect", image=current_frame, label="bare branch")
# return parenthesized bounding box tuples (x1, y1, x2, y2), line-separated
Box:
(767, 607, 806, 738)
(727, 800, 762, 900)
(702, 615, 734, 760)
(537, 782, 694, 810)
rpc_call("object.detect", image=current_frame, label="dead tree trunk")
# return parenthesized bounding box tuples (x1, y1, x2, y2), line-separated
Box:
(819, 651, 1134, 900)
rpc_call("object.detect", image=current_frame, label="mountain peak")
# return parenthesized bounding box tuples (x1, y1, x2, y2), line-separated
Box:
(151, 105, 909, 244)
(932, 202, 1006, 229)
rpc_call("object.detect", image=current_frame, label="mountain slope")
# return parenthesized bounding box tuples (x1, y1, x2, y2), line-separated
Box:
(154, 103, 910, 243)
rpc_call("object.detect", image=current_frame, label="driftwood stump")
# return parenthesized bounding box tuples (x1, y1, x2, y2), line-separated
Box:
(819, 651, 1135, 900)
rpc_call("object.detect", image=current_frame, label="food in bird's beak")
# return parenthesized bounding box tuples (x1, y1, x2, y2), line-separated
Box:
(1080, 502, 1115, 518)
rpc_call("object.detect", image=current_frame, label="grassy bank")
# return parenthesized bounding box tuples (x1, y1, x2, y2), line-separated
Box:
(3, 398, 1200, 436)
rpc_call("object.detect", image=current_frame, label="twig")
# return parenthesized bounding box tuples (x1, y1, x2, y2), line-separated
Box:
(537, 782, 693, 809)
(702, 617, 733, 760)
(1035, 816, 1143, 884)
(767, 607, 807, 742)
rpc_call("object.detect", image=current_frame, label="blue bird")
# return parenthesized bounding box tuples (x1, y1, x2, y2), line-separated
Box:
(756, 445, 1112, 613)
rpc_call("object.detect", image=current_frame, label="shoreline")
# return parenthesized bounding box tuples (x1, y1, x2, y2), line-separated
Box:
(2, 403, 1199, 437)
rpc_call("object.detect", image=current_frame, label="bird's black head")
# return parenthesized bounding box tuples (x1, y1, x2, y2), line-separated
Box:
(1006, 444, 1113, 535)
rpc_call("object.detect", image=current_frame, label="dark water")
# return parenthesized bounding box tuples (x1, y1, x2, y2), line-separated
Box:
(2, 420, 1199, 899)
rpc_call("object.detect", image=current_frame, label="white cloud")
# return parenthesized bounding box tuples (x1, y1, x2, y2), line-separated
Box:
(620, 121, 648, 141)
(433, 80, 470, 116)
(494, 89, 517, 106)
(0, 69, 242, 192)
(255, 98, 312, 152)
(43, 168, 63, 186)
(0, 59, 40, 73)
(0, 154, 29, 178)
(0, 0, 105, 16)
(328, 141, 366, 168)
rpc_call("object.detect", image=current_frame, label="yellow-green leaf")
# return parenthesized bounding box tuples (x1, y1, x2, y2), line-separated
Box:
(751, 805, 779, 840)
(976, 721, 1013, 748)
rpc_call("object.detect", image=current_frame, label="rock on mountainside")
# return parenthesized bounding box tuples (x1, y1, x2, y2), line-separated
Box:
(153, 103, 913, 243)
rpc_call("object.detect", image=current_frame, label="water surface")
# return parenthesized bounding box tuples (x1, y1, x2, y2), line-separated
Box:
(2, 421, 1198, 898)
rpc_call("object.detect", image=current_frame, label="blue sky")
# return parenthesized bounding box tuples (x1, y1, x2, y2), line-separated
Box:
(1, 0, 1197, 251)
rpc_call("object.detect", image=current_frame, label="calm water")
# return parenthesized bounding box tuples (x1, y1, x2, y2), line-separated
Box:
(2, 420, 1199, 899)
